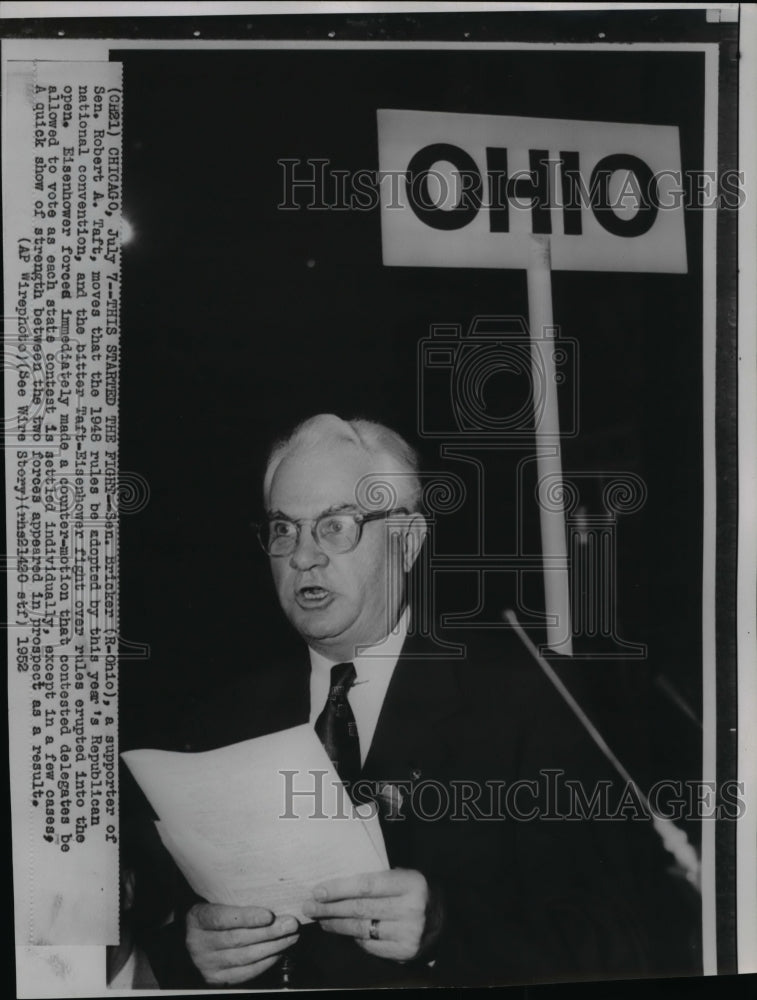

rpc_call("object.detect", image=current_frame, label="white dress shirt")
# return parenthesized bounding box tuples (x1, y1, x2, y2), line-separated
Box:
(308, 608, 409, 766)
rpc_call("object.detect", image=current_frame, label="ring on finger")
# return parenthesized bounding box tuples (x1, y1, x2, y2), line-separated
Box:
(368, 918, 380, 941)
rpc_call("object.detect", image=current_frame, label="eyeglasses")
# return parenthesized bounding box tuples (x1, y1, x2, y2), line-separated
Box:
(256, 508, 410, 557)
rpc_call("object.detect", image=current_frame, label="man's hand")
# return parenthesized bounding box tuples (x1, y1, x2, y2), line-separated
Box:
(186, 903, 299, 985)
(301, 868, 442, 963)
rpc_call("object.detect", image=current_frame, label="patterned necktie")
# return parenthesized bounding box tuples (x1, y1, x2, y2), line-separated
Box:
(314, 662, 361, 789)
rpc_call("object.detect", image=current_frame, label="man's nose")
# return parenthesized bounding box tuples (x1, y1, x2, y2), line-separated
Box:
(289, 528, 329, 570)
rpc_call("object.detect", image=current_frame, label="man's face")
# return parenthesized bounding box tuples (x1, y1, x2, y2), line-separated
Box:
(266, 441, 408, 660)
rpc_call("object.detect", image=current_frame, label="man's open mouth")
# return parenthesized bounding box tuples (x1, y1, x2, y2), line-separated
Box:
(296, 586, 333, 606)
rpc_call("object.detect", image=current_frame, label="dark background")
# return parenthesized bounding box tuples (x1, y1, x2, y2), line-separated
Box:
(116, 47, 705, 809)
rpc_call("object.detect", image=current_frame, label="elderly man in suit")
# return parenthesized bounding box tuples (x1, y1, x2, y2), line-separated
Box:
(185, 414, 444, 985)
(152, 413, 684, 989)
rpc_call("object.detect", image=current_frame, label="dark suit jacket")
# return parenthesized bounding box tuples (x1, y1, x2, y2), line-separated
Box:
(141, 626, 698, 989)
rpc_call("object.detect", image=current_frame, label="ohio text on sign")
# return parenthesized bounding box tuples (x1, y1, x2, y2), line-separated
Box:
(377, 108, 687, 273)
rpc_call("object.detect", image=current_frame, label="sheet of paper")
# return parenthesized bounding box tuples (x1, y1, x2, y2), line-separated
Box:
(356, 803, 390, 869)
(122, 725, 388, 922)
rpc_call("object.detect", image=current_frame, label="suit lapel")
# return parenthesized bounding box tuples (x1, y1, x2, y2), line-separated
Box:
(361, 630, 470, 785)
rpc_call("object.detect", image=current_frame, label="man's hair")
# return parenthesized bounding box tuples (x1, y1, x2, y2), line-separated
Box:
(263, 413, 422, 512)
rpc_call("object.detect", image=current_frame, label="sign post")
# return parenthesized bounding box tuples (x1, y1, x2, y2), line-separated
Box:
(377, 108, 686, 653)
(527, 235, 572, 654)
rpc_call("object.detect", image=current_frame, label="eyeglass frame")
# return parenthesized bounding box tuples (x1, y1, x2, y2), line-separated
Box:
(255, 507, 412, 557)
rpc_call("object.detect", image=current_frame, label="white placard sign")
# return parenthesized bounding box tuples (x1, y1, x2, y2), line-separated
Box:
(378, 108, 687, 273)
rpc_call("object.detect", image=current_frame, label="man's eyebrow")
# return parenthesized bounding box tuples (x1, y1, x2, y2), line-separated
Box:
(321, 503, 359, 515)
(265, 503, 358, 520)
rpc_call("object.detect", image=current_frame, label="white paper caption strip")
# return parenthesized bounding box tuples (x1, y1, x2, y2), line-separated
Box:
(5, 60, 122, 946)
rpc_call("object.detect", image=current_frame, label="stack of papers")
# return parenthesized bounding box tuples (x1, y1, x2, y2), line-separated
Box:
(122, 725, 388, 922)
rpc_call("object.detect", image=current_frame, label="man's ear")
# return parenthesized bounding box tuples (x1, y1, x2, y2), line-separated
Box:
(402, 513, 428, 573)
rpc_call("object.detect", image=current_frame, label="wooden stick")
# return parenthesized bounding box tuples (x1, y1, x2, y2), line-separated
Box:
(527, 235, 572, 655)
